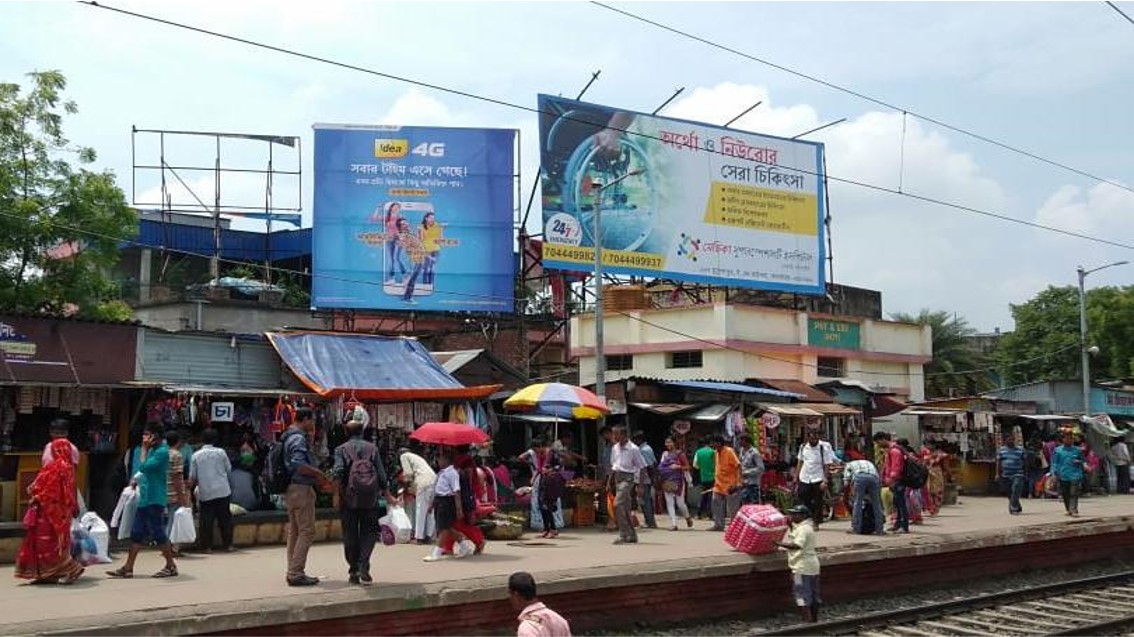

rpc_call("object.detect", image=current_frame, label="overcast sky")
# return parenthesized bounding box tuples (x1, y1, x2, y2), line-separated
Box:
(3, 1, 1133, 331)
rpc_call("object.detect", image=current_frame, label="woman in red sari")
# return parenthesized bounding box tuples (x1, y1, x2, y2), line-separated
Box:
(16, 439, 85, 584)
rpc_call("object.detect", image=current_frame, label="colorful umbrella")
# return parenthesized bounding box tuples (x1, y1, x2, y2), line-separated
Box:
(410, 422, 490, 446)
(503, 382, 610, 420)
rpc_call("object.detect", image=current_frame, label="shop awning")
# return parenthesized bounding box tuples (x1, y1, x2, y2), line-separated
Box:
(757, 403, 824, 417)
(629, 403, 697, 416)
(796, 402, 861, 416)
(872, 394, 908, 418)
(688, 403, 733, 422)
(158, 384, 315, 398)
(266, 332, 500, 401)
(902, 409, 964, 416)
(753, 379, 835, 403)
(1019, 414, 1076, 421)
(663, 380, 804, 399)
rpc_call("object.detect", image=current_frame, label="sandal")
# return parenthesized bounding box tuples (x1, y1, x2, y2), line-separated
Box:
(152, 566, 178, 578)
(106, 567, 133, 579)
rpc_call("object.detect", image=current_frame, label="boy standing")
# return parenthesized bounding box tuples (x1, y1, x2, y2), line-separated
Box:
(775, 504, 821, 623)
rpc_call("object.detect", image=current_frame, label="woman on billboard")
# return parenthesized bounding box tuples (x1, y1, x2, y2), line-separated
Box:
(377, 202, 407, 284)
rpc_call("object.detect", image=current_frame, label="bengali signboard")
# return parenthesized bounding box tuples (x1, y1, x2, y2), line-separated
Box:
(537, 95, 826, 294)
(808, 318, 860, 350)
(312, 124, 516, 312)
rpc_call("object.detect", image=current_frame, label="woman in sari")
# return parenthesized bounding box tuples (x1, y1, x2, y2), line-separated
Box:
(16, 439, 85, 584)
(920, 443, 945, 516)
(518, 438, 564, 531)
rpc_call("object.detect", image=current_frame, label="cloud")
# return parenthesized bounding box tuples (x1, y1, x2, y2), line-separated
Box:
(1034, 182, 1134, 238)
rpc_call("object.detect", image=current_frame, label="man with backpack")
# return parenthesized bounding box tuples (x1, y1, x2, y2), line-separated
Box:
(275, 407, 332, 586)
(877, 431, 910, 534)
(332, 414, 395, 585)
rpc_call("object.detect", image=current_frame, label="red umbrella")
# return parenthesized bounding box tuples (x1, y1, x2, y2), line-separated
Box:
(410, 421, 490, 447)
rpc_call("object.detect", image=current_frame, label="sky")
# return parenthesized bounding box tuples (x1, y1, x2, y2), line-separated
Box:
(3, 1, 1133, 332)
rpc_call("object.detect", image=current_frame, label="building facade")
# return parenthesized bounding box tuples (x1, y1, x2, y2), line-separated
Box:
(571, 303, 931, 402)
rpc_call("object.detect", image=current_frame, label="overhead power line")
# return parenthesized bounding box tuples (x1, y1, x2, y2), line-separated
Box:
(1106, 1, 1134, 26)
(78, 1, 1134, 251)
(590, 1, 1134, 197)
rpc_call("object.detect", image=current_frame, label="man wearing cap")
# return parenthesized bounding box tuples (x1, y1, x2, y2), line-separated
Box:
(795, 428, 835, 528)
(775, 504, 821, 623)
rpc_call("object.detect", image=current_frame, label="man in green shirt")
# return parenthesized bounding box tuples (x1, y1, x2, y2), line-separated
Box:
(107, 422, 179, 579)
(692, 438, 716, 519)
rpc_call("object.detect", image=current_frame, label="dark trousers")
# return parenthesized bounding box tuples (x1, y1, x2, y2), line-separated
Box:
(1059, 480, 1080, 515)
(199, 496, 234, 550)
(340, 507, 381, 576)
(1118, 465, 1131, 495)
(698, 481, 714, 518)
(1003, 475, 1024, 513)
(891, 483, 910, 531)
(540, 505, 557, 532)
(797, 481, 825, 526)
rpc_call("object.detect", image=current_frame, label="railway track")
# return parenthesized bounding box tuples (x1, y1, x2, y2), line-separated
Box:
(757, 570, 1134, 636)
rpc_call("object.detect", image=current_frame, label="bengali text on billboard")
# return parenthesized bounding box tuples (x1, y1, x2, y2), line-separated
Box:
(537, 95, 826, 294)
(312, 125, 516, 312)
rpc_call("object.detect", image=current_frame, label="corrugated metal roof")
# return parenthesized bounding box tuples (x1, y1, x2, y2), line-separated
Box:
(431, 349, 484, 373)
(754, 379, 834, 402)
(758, 403, 824, 417)
(664, 380, 804, 398)
(796, 402, 860, 415)
(132, 219, 311, 262)
(688, 403, 733, 421)
(628, 403, 697, 416)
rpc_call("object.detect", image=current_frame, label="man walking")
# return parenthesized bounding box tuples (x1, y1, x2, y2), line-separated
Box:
(107, 422, 179, 579)
(878, 431, 909, 534)
(709, 436, 741, 532)
(399, 447, 437, 544)
(632, 431, 658, 529)
(1051, 429, 1086, 517)
(842, 458, 884, 535)
(188, 429, 235, 552)
(795, 427, 834, 528)
(738, 434, 764, 505)
(997, 434, 1026, 515)
(1111, 437, 1131, 495)
(692, 438, 716, 519)
(332, 416, 393, 585)
(608, 426, 647, 545)
(775, 505, 821, 623)
(284, 407, 332, 586)
(510, 571, 573, 637)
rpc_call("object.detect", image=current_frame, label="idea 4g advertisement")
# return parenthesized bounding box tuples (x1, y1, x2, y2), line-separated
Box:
(537, 95, 826, 294)
(312, 125, 516, 312)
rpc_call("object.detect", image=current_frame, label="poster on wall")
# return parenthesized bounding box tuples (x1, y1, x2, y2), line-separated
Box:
(537, 95, 826, 294)
(312, 124, 517, 312)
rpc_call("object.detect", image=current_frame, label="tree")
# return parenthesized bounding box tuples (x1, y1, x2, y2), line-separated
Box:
(0, 70, 136, 320)
(890, 309, 992, 399)
(997, 285, 1134, 385)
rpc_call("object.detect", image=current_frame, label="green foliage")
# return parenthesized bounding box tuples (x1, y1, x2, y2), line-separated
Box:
(890, 308, 992, 398)
(0, 70, 137, 317)
(997, 285, 1134, 384)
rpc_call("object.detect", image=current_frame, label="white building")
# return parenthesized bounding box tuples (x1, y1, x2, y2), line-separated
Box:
(571, 303, 931, 402)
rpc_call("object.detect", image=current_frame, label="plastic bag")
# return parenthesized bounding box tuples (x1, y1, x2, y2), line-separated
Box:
(70, 519, 104, 566)
(79, 512, 112, 563)
(112, 486, 139, 541)
(378, 505, 413, 544)
(169, 506, 197, 544)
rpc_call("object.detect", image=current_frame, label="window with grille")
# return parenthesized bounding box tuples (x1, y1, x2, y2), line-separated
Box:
(817, 357, 845, 378)
(605, 354, 634, 371)
(667, 350, 703, 369)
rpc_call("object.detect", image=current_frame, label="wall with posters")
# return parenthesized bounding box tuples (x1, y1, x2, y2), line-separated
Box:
(311, 125, 516, 313)
(537, 95, 826, 295)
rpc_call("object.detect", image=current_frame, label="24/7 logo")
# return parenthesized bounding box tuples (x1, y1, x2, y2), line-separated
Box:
(676, 233, 701, 262)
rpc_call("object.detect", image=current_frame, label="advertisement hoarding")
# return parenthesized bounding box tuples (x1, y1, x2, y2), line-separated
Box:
(537, 95, 826, 294)
(312, 125, 516, 312)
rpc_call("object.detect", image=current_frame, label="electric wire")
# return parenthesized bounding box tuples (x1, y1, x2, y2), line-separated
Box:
(590, 1, 1134, 198)
(1106, 1, 1134, 26)
(77, 1, 1134, 251)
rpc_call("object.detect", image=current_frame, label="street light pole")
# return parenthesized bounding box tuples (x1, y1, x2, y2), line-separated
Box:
(593, 169, 642, 404)
(1077, 260, 1129, 417)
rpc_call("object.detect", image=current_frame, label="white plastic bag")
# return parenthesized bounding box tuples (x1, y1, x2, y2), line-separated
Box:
(112, 486, 139, 541)
(379, 505, 413, 544)
(70, 519, 103, 566)
(80, 512, 112, 563)
(169, 506, 196, 544)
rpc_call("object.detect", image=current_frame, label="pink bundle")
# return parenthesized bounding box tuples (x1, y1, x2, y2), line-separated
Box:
(725, 504, 789, 555)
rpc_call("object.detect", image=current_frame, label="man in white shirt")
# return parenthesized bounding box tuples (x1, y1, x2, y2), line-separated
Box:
(795, 428, 835, 528)
(607, 426, 647, 545)
(423, 451, 472, 562)
(188, 429, 235, 552)
(842, 459, 884, 535)
(399, 447, 437, 544)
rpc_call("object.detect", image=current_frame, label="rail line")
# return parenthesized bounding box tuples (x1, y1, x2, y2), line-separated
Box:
(757, 570, 1134, 636)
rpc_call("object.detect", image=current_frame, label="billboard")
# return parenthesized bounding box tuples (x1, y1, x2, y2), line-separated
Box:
(312, 125, 516, 312)
(538, 95, 826, 294)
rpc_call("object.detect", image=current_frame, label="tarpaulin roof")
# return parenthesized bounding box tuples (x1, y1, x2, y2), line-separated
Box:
(663, 380, 804, 399)
(266, 332, 500, 401)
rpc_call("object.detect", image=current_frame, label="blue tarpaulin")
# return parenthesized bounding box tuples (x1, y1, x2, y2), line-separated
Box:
(266, 332, 500, 401)
(663, 380, 804, 399)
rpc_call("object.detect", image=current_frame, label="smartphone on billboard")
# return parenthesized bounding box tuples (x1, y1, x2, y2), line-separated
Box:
(380, 201, 436, 299)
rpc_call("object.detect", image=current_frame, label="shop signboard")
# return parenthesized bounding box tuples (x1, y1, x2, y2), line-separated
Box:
(210, 402, 235, 422)
(312, 124, 517, 313)
(537, 95, 826, 294)
(0, 316, 138, 384)
(808, 318, 860, 350)
(1092, 388, 1134, 417)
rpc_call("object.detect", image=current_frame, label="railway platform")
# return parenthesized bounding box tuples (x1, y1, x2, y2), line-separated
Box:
(1, 494, 1132, 636)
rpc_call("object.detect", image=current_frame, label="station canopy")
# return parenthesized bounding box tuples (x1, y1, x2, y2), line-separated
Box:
(266, 332, 500, 401)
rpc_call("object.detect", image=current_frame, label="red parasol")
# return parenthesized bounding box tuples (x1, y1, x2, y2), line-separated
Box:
(410, 421, 490, 447)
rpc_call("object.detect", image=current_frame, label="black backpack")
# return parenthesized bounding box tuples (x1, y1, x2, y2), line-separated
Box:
(266, 430, 299, 495)
(343, 442, 380, 509)
(899, 452, 929, 489)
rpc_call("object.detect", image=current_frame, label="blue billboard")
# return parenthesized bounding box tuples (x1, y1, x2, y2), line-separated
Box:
(312, 125, 516, 312)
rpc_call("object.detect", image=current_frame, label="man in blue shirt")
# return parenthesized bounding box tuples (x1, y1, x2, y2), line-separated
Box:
(633, 431, 658, 529)
(1051, 430, 1086, 517)
(997, 435, 1026, 515)
(107, 422, 179, 579)
(284, 408, 333, 586)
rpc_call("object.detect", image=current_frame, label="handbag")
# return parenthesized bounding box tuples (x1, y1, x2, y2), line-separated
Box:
(22, 503, 39, 530)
